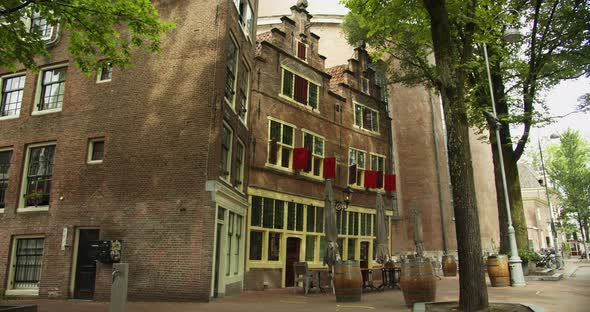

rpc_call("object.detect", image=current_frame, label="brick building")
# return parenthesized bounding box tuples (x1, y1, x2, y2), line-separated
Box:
(244, 5, 394, 290)
(1, 0, 258, 301)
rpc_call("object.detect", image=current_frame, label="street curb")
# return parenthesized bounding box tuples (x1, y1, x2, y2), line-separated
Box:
(412, 302, 545, 312)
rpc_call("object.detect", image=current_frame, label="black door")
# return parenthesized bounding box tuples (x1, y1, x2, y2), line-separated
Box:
(74, 229, 99, 299)
(285, 237, 301, 287)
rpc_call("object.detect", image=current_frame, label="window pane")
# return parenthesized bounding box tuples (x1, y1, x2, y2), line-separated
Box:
(249, 231, 262, 260)
(307, 205, 316, 232)
(224, 40, 238, 103)
(251, 196, 262, 226)
(296, 204, 304, 232)
(25, 145, 55, 207)
(282, 70, 293, 97)
(294, 75, 308, 104)
(0, 151, 12, 208)
(362, 107, 371, 130)
(303, 133, 313, 151)
(354, 104, 362, 127)
(306, 236, 315, 261)
(358, 152, 365, 168)
(287, 202, 295, 231)
(319, 236, 327, 261)
(270, 121, 281, 140)
(314, 138, 323, 156)
(371, 111, 379, 131)
(91, 141, 104, 161)
(274, 200, 284, 229)
(316, 207, 324, 233)
(281, 148, 291, 168)
(40, 68, 66, 111)
(268, 232, 281, 261)
(282, 125, 293, 145)
(347, 238, 356, 260)
(1, 75, 25, 117)
(13, 238, 44, 289)
(309, 84, 318, 109)
(263, 198, 274, 228)
(360, 213, 366, 236)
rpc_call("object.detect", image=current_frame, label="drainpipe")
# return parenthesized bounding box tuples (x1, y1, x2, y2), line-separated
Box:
(429, 89, 448, 255)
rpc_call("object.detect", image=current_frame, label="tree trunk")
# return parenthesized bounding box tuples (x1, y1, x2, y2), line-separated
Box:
(423, 0, 489, 310)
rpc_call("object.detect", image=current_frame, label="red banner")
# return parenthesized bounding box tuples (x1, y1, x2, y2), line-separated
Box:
(323, 157, 336, 178)
(293, 148, 309, 170)
(364, 170, 377, 189)
(385, 174, 396, 192)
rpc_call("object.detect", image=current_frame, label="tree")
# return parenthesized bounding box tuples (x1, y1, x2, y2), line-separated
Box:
(342, 0, 489, 310)
(546, 130, 590, 259)
(467, 0, 590, 255)
(0, 0, 174, 74)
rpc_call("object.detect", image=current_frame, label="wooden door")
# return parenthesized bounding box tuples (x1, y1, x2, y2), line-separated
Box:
(74, 229, 99, 299)
(285, 237, 301, 287)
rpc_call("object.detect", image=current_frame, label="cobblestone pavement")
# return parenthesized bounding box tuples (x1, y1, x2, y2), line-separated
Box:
(2, 259, 589, 312)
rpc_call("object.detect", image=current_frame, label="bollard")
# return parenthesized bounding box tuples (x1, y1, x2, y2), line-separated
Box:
(110, 263, 128, 312)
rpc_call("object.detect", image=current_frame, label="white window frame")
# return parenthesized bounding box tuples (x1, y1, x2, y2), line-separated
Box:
(30, 11, 54, 41)
(224, 34, 240, 110)
(296, 40, 308, 62)
(349, 148, 366, 189)
(235, 138, 245, 192)
(353, 102, 379, 134)
(0, 72, 26, 120)
(0, 147, 13, 213)
(233, 0, 254, 40)
(96, 61, 113, 83)
(220, 122, 233, 183)
(279, 67, 321, 112)
(237, 59, 250, 125)
(18, 142, 56, 212)
(369, 152, 386, 190)
(87, 138, 105, 164)
(6, 235, 45, 296)
(266, 117, 296, 171)
(361, 77, 370, 94)
(301, 129, 324, 179)
(33, 64, 67, 116)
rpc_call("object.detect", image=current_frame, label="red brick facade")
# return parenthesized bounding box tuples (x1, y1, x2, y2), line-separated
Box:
(0, 0, 258, 302)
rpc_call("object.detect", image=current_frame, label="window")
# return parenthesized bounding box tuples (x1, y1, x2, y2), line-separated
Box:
(234, 215, 242, 274)
(354, 103, 379, 132)
(87, 139, 104, 163)
(287, 202, 304, 231)
(237, 62, 250, 121)
(347, 238, 357, 260)
(234, 0, 254, 38)
(281, 68, 319, 110)
(0, 150, 12, 208)
(306, 235, 316, 261)
(268, 119, 294, 169)
(306, 205, 324, 233)
(348, 212, 359, 236)
(30, 12, 53, 40)
(297, 41, 307, 61)
(268, 232, 281, 261)
(249, 231, 263, 260)
(235, 139, 245, 190)
(22, 145, 55, 208)
(224, 37, 239, 106)
(370, 154, 385, 188)
(302, 131, 324, 177)
(37, 67, 67, 112)
(220, 124, 232, 180)
(1, 74, 25, 118)
(361, 77, 370, 94)
(349, 148, 366, 188)
(9, 237, 44, 291)
(97, 62, 113, 83)
(251, 196, 284, 229)
(337, 210, 347, 235)
(226, 212, 234, 276)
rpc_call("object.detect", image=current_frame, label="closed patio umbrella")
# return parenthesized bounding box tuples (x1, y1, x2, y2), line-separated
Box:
(412, 199, 425, 257)
(375, 193, 390, 264)
(323, 179, 341, 268)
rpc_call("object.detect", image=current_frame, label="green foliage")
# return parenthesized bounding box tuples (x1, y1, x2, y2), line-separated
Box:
(518, 249, 541, 263)
(0, 0, 175, 74)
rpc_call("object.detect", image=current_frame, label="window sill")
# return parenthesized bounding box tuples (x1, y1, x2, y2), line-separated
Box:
(32, 108, 62, 116)
(87, 160, 103, 165)
(278, 94, 319, 113)
(17, 206, 49, 213)
(5, 289, 39, 296)
(96, 79, 112, 84)
(264, 163, 293, 174)
(0, 114, 20, 121)
(0, 208, 4, 214)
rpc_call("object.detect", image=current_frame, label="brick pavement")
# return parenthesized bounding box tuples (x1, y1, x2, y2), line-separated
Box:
(2, 259, 589, 312)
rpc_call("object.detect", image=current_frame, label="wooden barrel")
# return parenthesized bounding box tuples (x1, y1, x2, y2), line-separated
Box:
(442, 255, 457, 277)
(486, 255, 509, 287)
(399, 258, 437, 308)
(334, 260, 363, 302)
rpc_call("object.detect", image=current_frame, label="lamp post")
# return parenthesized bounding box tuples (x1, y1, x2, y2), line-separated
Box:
(335, 186, 353, 211)
(482, 28, 526, 286)
(538, 135, 564, 268)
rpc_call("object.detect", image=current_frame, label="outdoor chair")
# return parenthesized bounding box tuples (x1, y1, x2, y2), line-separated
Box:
(293, 262, 317, 295)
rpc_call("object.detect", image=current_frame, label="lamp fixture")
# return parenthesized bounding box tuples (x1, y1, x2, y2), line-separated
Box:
(335, 186, 354, 211)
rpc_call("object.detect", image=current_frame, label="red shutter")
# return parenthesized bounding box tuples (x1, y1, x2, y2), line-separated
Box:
(364, 170, 377, 189)
(385, 174, 396, 192)
(348, 164, 357, 184)
(294, 75, 308, 104)
(376, 171, 384, 188)
(269, 138, 278, 164)
(323, 157, 336, 179)
(297, 42, 306, 61)
(293, 148, 309, 170)
(362, 107, 371, 130)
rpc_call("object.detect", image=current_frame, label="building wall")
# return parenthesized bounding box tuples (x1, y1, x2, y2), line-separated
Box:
(0, 0, 258, 301)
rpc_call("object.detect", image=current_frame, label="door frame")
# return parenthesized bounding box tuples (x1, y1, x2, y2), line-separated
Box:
(69, 227, 99, 298)
(282, 235, 303, 288)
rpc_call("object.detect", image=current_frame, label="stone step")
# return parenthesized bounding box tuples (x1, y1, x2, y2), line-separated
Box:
(532, 268, 555, 276)
(525, 272, 563, 281)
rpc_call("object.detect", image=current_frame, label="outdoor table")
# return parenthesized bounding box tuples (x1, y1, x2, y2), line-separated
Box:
(361, 267, 379, 292)
(308, 268, 330, 292)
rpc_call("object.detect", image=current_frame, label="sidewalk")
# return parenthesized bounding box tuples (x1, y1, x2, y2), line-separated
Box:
(2, 260, 589, 312)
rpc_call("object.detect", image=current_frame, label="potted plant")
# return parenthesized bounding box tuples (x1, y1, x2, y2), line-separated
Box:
(23, 189, 48, 207)
(518, 249, 541, 275)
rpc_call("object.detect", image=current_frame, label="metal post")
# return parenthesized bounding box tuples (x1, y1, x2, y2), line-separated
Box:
(538, 138, 564, 268)
(483, 43, 526, 287)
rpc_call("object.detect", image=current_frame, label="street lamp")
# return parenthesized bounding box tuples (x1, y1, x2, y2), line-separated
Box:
(538, 135, 564, 268)
(482, 24, 526, 287)
(335, 186, 354, 211)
